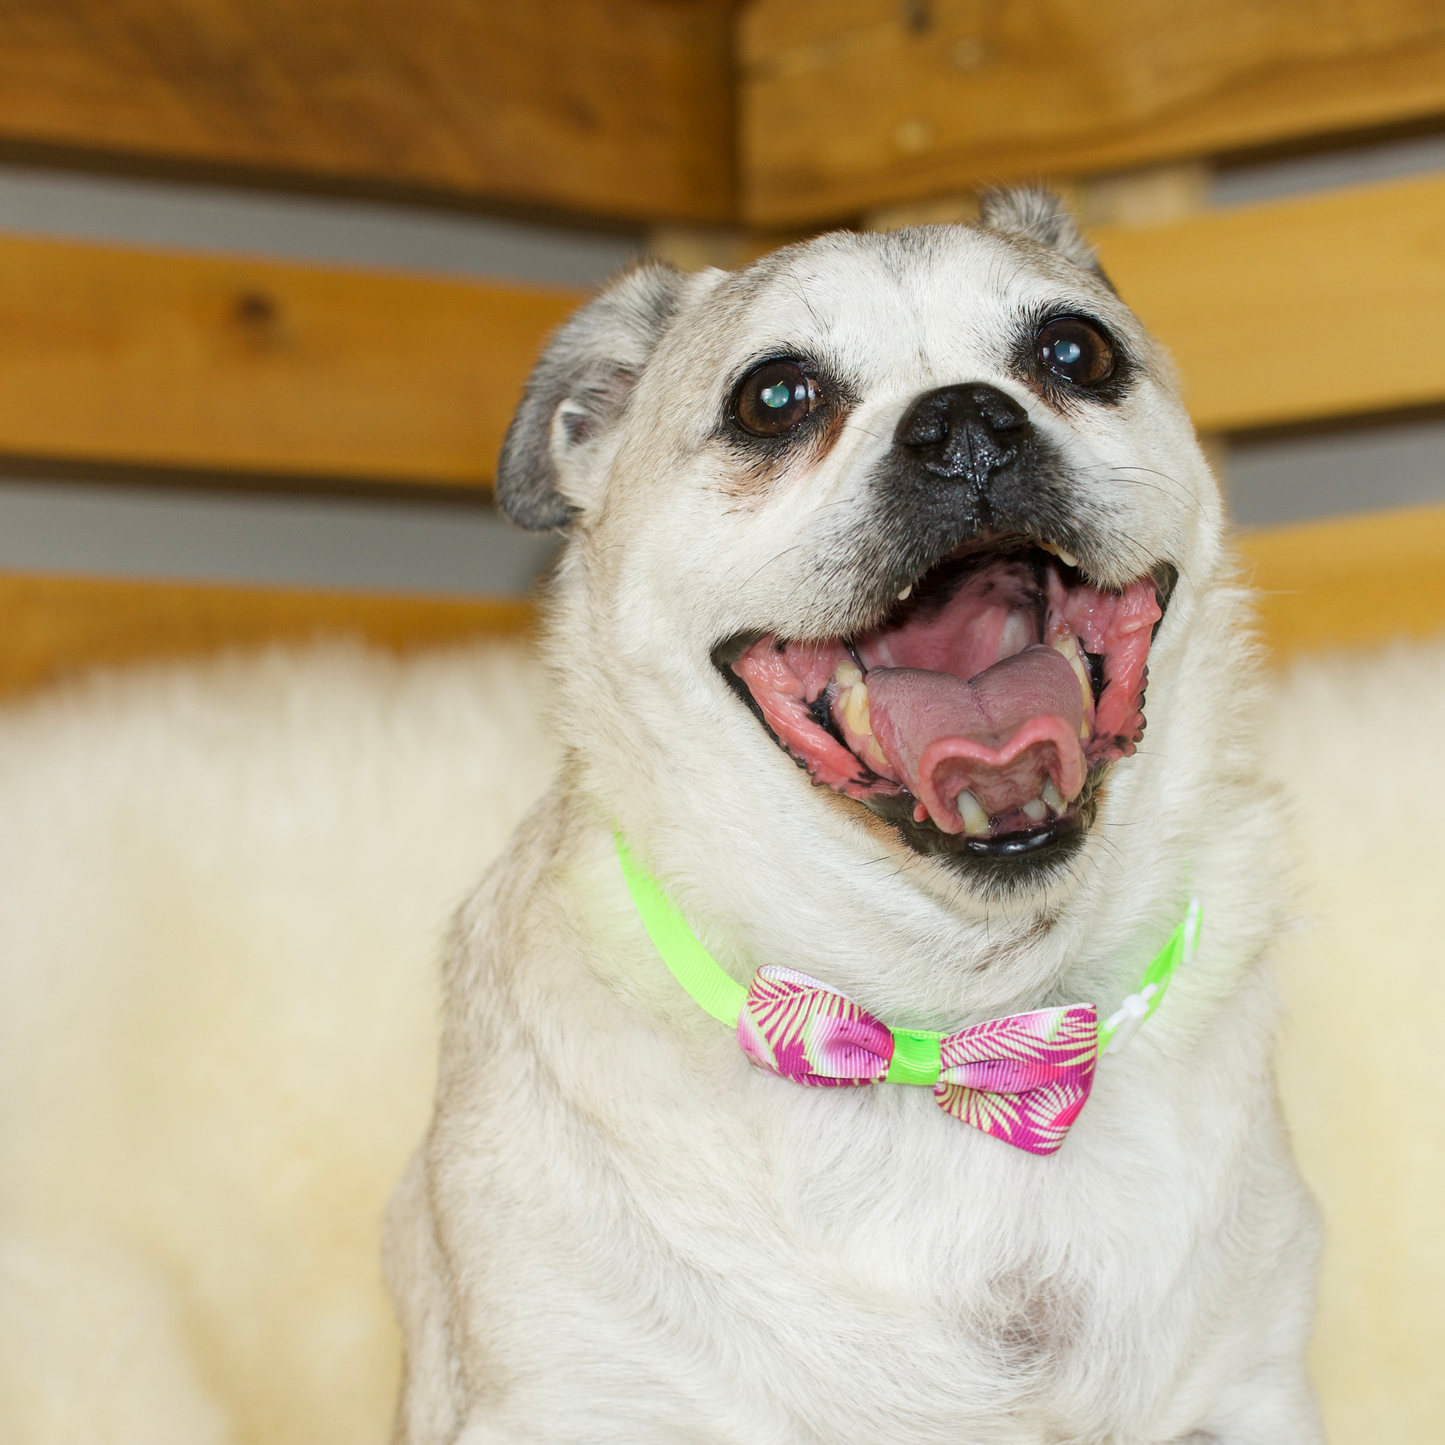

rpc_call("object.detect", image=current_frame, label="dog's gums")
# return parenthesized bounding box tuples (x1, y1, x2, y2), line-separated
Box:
(728, 543, 1165, 858)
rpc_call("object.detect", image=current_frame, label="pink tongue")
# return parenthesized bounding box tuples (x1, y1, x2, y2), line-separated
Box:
(867, 647, 1087, 834)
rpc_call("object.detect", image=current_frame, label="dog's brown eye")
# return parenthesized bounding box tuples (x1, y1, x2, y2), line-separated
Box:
(1037, 317, 1114, 386)
(736, 361, 818, 436)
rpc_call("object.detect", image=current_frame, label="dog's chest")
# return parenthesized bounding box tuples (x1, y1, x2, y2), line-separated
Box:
(473, 1057, 1132, 1436)
(435, 877, 1245, 1440)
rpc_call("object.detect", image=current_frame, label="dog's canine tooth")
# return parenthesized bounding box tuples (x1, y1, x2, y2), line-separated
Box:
(896, 584, 912, 601)
(1042, 778, 1066, 815)
(1022, 798, 1048, 823)
(1053, 634, 1095, 734)
(957, 791, 990, 835)
(1056, 548, 1079, 568)
(835, 673, 891, 773)
(840, 681, 870, 737)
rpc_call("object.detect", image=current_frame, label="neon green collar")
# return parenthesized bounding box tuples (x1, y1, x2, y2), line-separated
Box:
(614, 831, 1200, 1061)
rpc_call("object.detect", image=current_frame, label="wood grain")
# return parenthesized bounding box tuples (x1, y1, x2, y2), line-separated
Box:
(5, 170, 1440, 484)
(1235, 502, 1445, 657)
(740, 0, 1445, 225)
(0, 233, 583, 485)
(1095, 172, 1445, 433)
(1, 501, 1440, 703)
(0, 0, 735, 224)
(0, 571, 532, 701)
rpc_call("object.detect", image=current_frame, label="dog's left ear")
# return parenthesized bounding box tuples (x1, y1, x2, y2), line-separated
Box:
(495, 260, 687, 531)
(978, 188, 1109, 283)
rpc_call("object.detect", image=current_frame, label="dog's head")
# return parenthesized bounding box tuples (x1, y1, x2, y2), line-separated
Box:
(498, 193, 1226, 915)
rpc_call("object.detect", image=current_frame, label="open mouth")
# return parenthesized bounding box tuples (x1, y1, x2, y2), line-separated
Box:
(719, 541, 1171, 861)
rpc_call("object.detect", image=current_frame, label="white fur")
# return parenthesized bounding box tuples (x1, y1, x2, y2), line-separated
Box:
(390, 223, 1323, 1443)
(0, 635, 1440, 1442)
(0, 643, 556, 1445)
(1264, 640, 1445, 1445)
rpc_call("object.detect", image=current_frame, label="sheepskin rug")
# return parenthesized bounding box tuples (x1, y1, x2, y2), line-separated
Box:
(0, 636, 1438, 1444)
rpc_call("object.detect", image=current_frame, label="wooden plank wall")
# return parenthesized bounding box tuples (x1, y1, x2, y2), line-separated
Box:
(0, 172, 1441, 486)
(0, 0, 737, 223)
(0, 234, 582, 485)
(1092, 172, 1445, 432)
(0, 573, 532, 702)
(739, 0, 1445, 225)
(3, 498, 1442, 703)
(1237, 502, 1445, 659)
(1, 0, 1444, 698)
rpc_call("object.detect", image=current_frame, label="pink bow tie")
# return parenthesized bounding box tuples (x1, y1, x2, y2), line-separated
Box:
(737, 966, 1098, 1155)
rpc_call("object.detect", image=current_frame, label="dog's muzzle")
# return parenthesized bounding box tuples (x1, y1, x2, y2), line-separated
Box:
(714, 379, 1176, 867)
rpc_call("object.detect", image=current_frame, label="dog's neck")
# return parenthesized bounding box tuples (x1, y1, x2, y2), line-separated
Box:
(562, 563, 1217, 1031)
(614, 825, 1198, 1052)
(595, 783, 1192, 1034)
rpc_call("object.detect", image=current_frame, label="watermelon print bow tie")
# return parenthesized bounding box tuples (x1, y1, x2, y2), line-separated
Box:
(740, 966, 1098, 1154)
(614, 833, 1200, 1157)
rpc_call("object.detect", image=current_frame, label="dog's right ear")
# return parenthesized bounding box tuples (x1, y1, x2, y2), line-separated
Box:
(978, 188, 1104, 279)
(495, 260, 686, 531)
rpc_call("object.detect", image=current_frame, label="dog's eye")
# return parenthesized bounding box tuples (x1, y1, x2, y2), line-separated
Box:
(1037, 318, 1114, 386)
(735, 361, 818, 436)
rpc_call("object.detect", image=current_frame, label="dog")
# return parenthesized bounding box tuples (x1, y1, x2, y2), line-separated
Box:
(384, 191, 1323, 1443)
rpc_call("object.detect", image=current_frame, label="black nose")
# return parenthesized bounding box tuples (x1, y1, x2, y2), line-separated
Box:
(893, 383, 1030, 487)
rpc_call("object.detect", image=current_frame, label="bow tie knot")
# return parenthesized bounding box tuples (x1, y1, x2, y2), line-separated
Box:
(736, 965, 1098, 1155)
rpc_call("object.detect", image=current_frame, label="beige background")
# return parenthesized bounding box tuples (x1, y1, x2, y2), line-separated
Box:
(0, 633, 1436, 1443)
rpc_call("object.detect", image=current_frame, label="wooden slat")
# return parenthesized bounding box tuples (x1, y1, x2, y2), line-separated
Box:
(0, 0, 735, 224)
(8, 173, 1431, 485)
(740, 0, 1445, 225)
(1095, 172, 1445, 433)
(1235, 502, 1445, 657)
(0, 501, 1438, 699)
(0, 572, 532, 701)
(0, 233, 582, 485)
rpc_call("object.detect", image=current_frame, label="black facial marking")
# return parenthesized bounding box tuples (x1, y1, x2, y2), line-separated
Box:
(860, 397, 1099, 621)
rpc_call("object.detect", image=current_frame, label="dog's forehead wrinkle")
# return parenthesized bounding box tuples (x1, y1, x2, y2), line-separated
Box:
(731, 232, 1002, 358)
(713, 230, 1159, 413)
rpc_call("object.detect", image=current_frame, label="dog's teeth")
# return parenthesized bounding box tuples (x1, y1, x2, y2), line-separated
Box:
(1052, 634, 1095, 732)
(1042, 779, 1066, 815)
(956, 791, 990, 835)
(1022, 798, 1048, 823)
(834, 672, 892, 774)
(840, 681, 870, 737)
(1056, 548, 1079, 568)
(896, 584, 912, 601)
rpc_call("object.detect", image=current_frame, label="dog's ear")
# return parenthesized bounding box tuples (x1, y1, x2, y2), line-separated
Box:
(495, 260, 686, 531)
(978, 188, 1105, 280)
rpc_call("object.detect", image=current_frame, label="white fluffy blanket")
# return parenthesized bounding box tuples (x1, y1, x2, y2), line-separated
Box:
(0, 638, 1438, 1444)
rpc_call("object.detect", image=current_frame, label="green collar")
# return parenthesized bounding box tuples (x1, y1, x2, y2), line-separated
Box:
(614, 830, 1200, 1061)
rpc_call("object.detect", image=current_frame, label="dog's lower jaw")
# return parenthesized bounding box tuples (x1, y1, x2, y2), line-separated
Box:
(716, 652, 1098, 891)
